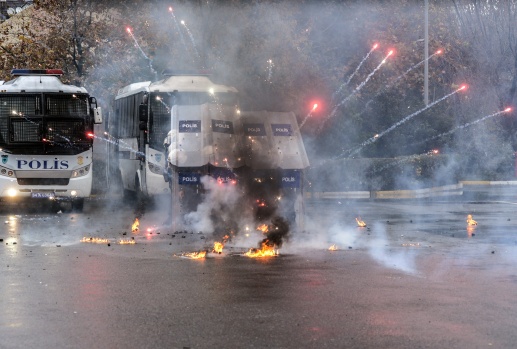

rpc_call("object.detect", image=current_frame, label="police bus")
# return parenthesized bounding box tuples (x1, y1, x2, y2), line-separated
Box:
(109, 71, 238, 200)
(0, 69, 103, 210)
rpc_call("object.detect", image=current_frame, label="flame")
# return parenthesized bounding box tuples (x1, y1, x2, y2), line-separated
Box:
(182, 251, 207, 259)
(328, 244, 338, 251)
(118, 239, 136, 245)
(81, 237, 109, 244)
(257, 224, 269, 233)
(213, 242, 224, 254)
(132, 218, 140, 233)
(466, 214, 477, 226)
(504, 107, 512, 112)
(245, 240, 278, 258)
(356, 217, 367, 227)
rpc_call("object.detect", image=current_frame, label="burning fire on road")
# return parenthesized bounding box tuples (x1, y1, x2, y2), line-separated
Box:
(132, 218, 140, 233)
(356, 217, 367, 227)
(81, 237, 110, 244)
(466, 214, 477, 226)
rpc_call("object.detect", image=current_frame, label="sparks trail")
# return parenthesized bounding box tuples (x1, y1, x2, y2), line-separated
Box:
(337, 85, 467, 159)
(413, 107, 512, 146)
(168, 6, 188, 52)
(94, 133, 146, 159)
(332, 43, 378, 101)
(300, 103, 318, 129)
(181, 20, 201, 62)
(321, 50, 394, 130)
(368, 150, 439, 176)
(361, 49, 443, 113)
(266, 59, 274, 83)
(155, 96, 170, 113)
(126, 27, 158, 79)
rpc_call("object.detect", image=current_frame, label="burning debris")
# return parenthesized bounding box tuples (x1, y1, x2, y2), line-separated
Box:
(466, 214, 477, 226)
(179, 250, 208, 259)
(132, 218, 140, 233)
(213, 241, 224, 254)
(244, 241, 278, 257)
(244, 216, 290, 258)
(118, 239, 136, 245)
(328, 244, 339, 251)
(356, 217, 367, 227)
(81, 237, 110, 244)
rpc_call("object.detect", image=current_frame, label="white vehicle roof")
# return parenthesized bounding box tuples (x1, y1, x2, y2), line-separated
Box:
(116, 74, 238, 100)
(0, 75, 88, 94)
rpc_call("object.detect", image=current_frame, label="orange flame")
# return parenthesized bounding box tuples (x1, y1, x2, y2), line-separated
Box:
(466, 214, 477, 226)
(245, 240, 278, 258)
(328, 244, 338, 251)
(118, 239, 136, 245)
(132, 218, 140, 233)
(182, 251, 207, 259)
(81, 237, 109, 244)
(213, 242, 224, 254)
(257, 224, 269, 233)
(356, 217, 367, 227)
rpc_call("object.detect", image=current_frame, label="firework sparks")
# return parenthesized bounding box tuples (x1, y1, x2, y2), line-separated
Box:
(412, 107, 512, 146)
(266, 59, 275, 82)
(168, 6, 188, 51)
(181, 20, 200, 61)
(332, 43, 379, 100)
(341, 85, 468, 158)
(300, 103, 319, 129)
(323, 49, 395, 129)
(126, 27, 158, 78)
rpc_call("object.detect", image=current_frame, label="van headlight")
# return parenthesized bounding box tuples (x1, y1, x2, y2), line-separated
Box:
(71, 165, 90, 178)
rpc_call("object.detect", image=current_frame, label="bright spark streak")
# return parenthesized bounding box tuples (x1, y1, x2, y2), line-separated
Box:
(344, 86, 465, 158)
(359, 49, 446, 114)
(332, 43, 380, 100)
(414, 108, 514, 146)
(324, 50, 394, 127)
(300, 104, 319, 129)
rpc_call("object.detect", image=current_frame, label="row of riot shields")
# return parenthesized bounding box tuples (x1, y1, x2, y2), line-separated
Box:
(164, 104, 309, 233)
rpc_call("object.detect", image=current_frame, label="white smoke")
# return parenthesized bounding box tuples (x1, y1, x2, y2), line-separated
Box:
(183, 175, 247, 236)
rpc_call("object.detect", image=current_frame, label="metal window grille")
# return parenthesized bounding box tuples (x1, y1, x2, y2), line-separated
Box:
(46, 95, 88, 116)
(150, 97, 171, 147)
(0, 96, 39, 143)
(11, 118, 41, 142)
(46, 120, 86, 143)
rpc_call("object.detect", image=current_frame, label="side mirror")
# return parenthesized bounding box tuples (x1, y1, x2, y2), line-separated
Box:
(93, 107, 102, 124)
(139, 104, 148, 122)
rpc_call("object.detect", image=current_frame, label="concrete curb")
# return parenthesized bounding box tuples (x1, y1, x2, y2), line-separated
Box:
(306, 180, 517, 200)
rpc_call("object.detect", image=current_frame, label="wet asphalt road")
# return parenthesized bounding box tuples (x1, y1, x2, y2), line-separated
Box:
(2, 187, 517, 348)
